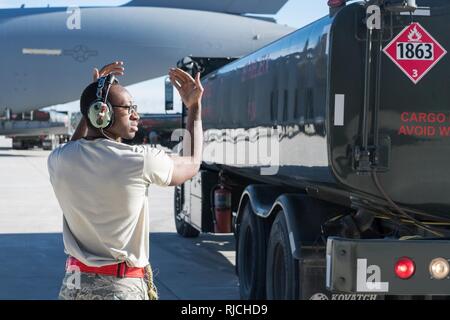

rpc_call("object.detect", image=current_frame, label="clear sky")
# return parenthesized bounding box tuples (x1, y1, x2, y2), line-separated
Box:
(0, 0, 330, 113)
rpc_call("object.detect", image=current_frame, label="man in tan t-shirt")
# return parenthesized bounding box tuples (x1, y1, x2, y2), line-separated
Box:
(48, 61, 204, 300)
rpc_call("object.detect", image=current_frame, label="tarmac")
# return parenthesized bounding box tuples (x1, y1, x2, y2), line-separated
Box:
(0, 137, 239, 300)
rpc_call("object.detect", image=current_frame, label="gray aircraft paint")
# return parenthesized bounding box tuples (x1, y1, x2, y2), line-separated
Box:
(0, 4, 294, 114)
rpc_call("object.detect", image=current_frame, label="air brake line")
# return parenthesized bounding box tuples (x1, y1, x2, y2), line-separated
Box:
(372, 172, 444, 237)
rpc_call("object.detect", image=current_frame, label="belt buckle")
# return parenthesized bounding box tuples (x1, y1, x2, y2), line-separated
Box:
(117, 262, 127, 278)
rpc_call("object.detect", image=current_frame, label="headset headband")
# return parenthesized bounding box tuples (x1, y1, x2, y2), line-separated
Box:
(96, 74, 118, 103)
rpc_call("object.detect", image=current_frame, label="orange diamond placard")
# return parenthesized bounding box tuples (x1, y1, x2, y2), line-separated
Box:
(383, 22, 447, 84)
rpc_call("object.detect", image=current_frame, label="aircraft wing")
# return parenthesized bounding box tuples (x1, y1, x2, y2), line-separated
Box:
(123, 0, 289, 15)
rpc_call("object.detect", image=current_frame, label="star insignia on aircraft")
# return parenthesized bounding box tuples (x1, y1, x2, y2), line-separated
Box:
(63, 45, 98, 62)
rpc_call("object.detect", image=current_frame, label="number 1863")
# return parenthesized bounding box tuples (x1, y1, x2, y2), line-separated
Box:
(397, 42, 434, 60)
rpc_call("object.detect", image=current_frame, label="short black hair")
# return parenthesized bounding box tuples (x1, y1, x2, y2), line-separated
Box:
(80, 82, 101, 119)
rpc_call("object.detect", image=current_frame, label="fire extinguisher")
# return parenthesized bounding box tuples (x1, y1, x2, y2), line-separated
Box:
(212, 185, 232, 233)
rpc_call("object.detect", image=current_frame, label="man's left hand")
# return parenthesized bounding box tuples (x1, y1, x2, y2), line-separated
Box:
(169, 68, 204, 109)
(93, 61, 125, 82)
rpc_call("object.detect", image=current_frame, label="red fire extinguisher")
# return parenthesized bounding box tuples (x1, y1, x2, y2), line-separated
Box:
(213, 185, 232, 233)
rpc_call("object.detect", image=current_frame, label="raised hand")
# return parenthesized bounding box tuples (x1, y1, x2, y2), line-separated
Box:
(92, 61, 125, 82)
(169, 68, 204, 109)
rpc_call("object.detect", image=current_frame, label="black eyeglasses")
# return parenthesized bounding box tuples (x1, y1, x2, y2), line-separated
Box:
(112, 104, 138, 115)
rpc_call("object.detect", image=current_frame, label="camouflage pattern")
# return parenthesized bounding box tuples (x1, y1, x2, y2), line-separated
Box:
(58, 266, 157, 300)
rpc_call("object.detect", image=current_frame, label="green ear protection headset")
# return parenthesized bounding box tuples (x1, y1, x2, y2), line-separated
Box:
(87, 74, 118, 130)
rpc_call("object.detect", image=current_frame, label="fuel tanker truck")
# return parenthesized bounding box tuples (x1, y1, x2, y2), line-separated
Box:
(172, 0, 450, 299)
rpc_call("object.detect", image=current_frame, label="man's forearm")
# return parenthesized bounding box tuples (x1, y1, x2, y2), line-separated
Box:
(71, 117, 88, 141)
(183, 103, 203, 165)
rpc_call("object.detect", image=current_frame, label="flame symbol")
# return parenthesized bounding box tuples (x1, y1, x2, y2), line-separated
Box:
(408, 26, 423, 42)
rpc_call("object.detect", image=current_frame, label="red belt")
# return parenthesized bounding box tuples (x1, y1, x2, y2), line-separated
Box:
(66, 256, 146, 278)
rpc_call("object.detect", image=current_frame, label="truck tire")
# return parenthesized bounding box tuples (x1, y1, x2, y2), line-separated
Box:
(237, 202, 267, 300)
(174, 184, 200, 238)
(266, 210, 300, 300)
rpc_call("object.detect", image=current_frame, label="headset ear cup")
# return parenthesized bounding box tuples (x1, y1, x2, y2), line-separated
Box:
(88, 101, 113, 129)
(87, 102, 101, 128)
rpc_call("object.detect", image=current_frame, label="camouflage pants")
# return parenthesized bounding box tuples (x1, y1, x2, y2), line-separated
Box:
(58, 266, 157, 300)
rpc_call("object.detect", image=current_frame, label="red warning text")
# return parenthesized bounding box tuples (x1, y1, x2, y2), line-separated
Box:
(398, 112, 450, 137)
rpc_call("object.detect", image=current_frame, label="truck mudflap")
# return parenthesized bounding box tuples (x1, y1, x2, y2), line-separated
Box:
(326, 237, 450, 296)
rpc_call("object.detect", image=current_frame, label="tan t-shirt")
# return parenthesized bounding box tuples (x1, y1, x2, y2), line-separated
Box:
(47, 138, 174, 267)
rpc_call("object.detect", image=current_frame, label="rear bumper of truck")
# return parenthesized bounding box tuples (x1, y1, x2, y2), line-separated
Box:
(326, 237, 450, 296)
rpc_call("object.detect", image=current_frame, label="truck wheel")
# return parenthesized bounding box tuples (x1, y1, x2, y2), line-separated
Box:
(237, 203, 267, 300)
(266, 211, 300, 300)
(174, 184, 199, 238)
(12, 140, 25, 150)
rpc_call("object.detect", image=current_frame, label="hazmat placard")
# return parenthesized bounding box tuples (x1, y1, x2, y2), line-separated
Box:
(383, 22, 447, 84)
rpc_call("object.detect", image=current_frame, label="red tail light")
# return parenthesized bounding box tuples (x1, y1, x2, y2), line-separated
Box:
(395, 257, 416, 279)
